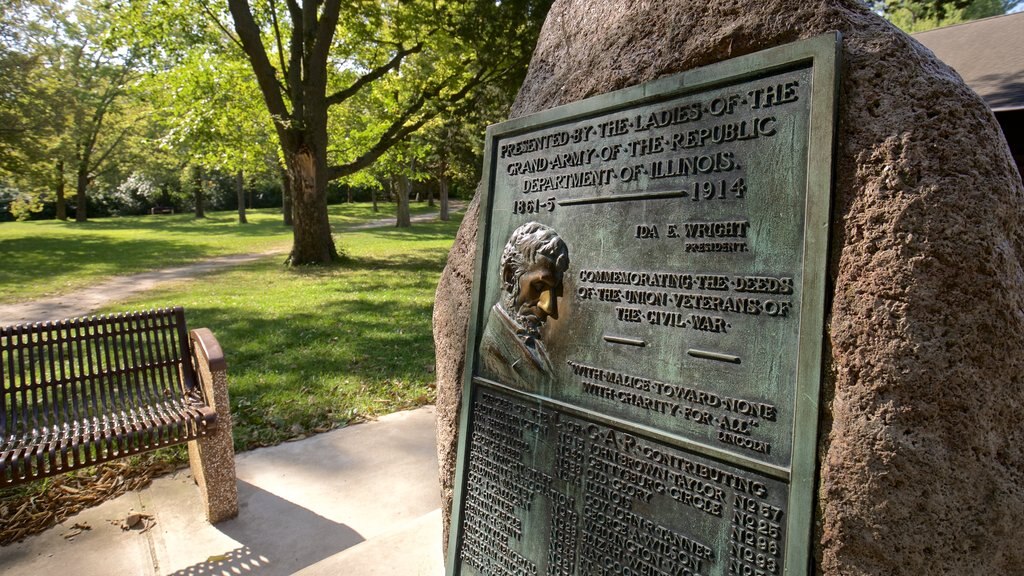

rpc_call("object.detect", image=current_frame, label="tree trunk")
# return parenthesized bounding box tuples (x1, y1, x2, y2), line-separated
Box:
(438, 134, 451, 220)
(280, 164, 293, 226)
(397, 173, 412, 228)
(286, 146, 337, 265)
(347, 185, 352, 204)
(440, 175, 450, 221)
(372, 187, 378, 212)
(192, 165, 205, 219)
(74, 162, 88, 222)
(55, 159, 67, 221)
(427, 183, 435, 207)
(159, 183, 172, 212)
(236, 170, 248, 224)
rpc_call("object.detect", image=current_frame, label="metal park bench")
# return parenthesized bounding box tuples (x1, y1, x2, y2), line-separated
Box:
(0, 307, 238, 523)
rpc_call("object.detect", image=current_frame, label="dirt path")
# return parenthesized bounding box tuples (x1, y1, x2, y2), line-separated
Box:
(0, 206, 464, 326)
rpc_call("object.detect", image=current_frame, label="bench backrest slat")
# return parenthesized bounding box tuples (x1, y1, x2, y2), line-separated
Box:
(1, 307, 196, 441)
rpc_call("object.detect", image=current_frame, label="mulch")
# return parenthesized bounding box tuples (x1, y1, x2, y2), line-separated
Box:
(0, 458, 181, 546)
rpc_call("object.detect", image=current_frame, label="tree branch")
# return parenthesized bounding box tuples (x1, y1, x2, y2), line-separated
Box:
(310, 0, 342, 82)
(328, 117, 431, 180)
(286, 0, 303, 119)
(325, 43, 423, 108)
(327, 69, 487, 180)
(227, 0, 292, 141)
(196, 0, 246, 54)
(301, 0, 316, 81)
(89, 125, 131, 175)
(268, 0, 291, 94)
(80, 62, 132, 165)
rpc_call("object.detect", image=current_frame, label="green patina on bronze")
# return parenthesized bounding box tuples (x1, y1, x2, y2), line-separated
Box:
(448, 33, 839, 576)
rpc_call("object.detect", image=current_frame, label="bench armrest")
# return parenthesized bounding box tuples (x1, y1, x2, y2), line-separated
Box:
(187, 327, 239, 523)
(189, 328, 227, 426)
(191, 328, 227, 372)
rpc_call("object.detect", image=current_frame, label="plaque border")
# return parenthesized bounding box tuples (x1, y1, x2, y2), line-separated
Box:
(447, 32, 840, 576)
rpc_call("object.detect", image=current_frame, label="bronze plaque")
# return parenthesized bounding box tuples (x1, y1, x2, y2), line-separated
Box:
(448, 34, 839, 576)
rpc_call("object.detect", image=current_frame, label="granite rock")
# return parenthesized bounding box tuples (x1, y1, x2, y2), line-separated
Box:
(432, 193, 480, 552)
(433, 1, 1024, 572)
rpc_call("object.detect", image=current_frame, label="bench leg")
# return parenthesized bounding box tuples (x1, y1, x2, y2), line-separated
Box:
(187, 363, 239, 524)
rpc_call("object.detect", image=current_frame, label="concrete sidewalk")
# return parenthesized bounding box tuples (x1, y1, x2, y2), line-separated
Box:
(0, 406, 445, 576)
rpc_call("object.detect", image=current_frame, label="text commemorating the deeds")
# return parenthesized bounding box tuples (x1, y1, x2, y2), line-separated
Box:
(449, 34, 838, 576)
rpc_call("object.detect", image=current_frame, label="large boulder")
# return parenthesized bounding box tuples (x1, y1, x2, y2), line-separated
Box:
(433, 0, 1024, 572)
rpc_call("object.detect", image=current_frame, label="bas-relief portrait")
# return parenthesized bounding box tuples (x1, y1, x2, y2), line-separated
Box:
(478, 222, 569, 389)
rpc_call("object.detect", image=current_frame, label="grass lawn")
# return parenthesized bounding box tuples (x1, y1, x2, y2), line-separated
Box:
(99, 216, 462, 451)
(0, 202, 441, 303)
(0, 210, 462, 543)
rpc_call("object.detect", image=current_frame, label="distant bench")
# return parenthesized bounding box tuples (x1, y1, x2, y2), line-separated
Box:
(0, 307, 238, 523)
(150, 207, 175, 215)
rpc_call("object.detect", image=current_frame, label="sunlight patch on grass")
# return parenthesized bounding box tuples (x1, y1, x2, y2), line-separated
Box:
(100, 216, 463, 451)
(0, 203, 445, 303)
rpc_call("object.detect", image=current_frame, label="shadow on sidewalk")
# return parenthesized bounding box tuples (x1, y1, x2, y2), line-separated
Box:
(168, 480, 364, 576)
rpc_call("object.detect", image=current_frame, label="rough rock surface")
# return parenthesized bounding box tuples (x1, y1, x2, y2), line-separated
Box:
(432, 192, 480, 552)
(433, 0, 1024, 572)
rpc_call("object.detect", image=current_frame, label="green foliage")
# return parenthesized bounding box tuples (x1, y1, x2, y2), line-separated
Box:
(0, 2, 64, 199)
(330, 2, 540, 204)
(869, 0, 1020, 32)
(2, 0, 542, 230)
(7, 188, 47, 220)
(0, 0, 152, 220)
(0, 0, 281, 221)
(218, 0, 552, 262)
(416, 83, 521, 198)
(321, 0, 553, 176)
(142, 34, 278, 178)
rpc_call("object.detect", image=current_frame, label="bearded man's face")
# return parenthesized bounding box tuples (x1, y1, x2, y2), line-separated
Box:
(506, 255, 563, 337)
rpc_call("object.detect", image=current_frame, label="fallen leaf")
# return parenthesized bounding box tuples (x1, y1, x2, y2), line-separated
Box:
(119, 513, 153, 531)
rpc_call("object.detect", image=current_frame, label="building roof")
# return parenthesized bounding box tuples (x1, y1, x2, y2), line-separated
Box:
(913, 11, 1024, 112)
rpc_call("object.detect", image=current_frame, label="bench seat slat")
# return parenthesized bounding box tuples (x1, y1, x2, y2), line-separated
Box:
(1, 358, 184, 394)
(0, 397, 214, 483)
(0, 308, 216, 487)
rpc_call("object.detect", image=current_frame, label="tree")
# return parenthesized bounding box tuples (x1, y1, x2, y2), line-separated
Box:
(425, 121, 468, 223)
(235, 169, 247, 224)
(869, 0, 1021, 32)
(143, 41, 278, 223)
(60, 2, 143, 222)
(222, 0, 551, 264)
(416, 80, 518, 222)
(378, 144, 425, 228)
(0, 1, 145, 222)
(1, 1, 71, 220)
(0, 2, 43, 181)
(190, 164, 205, 218)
